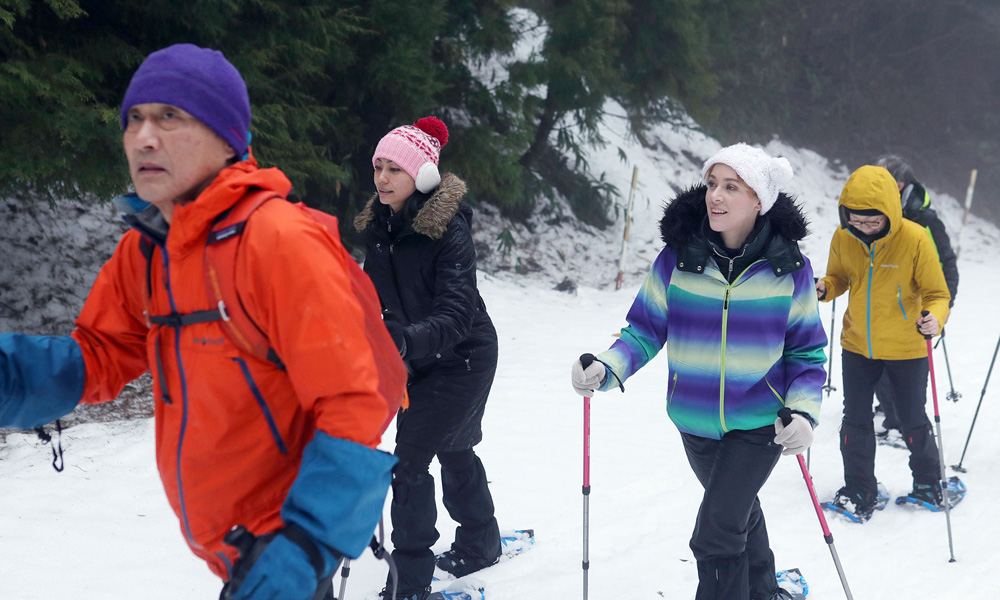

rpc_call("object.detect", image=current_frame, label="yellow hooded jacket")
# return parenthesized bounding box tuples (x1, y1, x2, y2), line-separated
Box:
(820, 166, 950, 360)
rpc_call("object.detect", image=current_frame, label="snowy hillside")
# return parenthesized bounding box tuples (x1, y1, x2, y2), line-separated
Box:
(3, 103, 1000, 599)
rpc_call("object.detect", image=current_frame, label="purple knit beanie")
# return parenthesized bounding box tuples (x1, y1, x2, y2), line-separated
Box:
(120, 44, 251, 158)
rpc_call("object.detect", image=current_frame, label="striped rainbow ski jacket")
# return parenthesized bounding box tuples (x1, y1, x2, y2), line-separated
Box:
(597, 187, 827, 440)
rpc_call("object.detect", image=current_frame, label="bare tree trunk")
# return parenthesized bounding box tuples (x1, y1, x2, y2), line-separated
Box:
(519, 91, 559, 170)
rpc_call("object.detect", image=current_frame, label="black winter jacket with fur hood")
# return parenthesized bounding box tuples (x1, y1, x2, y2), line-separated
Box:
(354, 173, 497, 375)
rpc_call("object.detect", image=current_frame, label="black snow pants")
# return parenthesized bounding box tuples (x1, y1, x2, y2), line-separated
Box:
(682, 426, 783, 600)
(841, 350, 940, 495)
(386, 346, 501, 595)
(387, 444, 500, 594)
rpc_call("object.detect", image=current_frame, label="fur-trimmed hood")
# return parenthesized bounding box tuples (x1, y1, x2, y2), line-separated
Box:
(659, 185, 810, 276)
(354, 172, 467, 240)
(660, 185, 808, 248)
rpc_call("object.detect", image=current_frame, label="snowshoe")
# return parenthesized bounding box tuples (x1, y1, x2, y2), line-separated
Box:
(498, 528, 535, 560)
(428, 578, 485, 600)
(378, 586, 431, 600)
(775, 568, 808, 599)
(821, 483, 889, 523)
(434, 529, 534, 582)
(435, 550, 498, 580)
(895, 476, 966, 511)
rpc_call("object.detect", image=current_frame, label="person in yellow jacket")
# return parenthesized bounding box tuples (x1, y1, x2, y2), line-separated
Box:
(815, 165, 951, 522)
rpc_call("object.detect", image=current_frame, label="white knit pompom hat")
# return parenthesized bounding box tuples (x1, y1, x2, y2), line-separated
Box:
(700, 143, 794, 214)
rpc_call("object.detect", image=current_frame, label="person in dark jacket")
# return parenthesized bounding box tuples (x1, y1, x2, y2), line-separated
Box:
(571, 144, 827, 600)
(870, 155, 959, 435)
(355, 117, 501, 600)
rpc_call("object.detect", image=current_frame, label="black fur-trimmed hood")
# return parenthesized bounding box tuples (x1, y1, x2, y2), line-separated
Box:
(660, 185, 808, 248)
(659, 185, 810, 276)
(354, 172, 467, 240)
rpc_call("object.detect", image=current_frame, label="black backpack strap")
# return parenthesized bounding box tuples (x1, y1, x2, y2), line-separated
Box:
(139, 235, 155, 299)
(147, 310, 224, 328)
(34, 419, 64, 473)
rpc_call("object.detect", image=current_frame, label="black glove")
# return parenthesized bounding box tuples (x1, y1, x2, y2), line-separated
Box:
(382, 312, 408, 358)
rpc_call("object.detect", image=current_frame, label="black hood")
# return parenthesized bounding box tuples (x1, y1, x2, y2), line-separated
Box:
(659, 185, 809, 248)
(658, 185, 810, 276)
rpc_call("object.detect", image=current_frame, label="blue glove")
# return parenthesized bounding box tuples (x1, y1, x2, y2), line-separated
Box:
(0, 333, 84, 429)
(222, 433, 396, 600)
(281, 432, 397, 561)
(230, 532, 322, 600)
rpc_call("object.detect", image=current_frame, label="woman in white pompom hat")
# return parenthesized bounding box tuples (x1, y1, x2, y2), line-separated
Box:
(355, 117, 503, 600)
(570, 143, 827, 599)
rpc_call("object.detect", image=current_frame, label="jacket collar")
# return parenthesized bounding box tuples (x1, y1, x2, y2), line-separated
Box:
(659, 185, 809, 277)
(354, 173, 467, 240)
(121, 155, 293, 254)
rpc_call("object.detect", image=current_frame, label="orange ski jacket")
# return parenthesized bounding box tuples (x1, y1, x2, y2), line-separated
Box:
(70, 158, 390, 576)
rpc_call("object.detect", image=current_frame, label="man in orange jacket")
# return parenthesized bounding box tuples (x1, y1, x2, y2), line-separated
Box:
(0, 44, 397, 600)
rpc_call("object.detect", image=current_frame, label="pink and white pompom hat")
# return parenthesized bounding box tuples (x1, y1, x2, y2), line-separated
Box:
(372, 117, 450, 193)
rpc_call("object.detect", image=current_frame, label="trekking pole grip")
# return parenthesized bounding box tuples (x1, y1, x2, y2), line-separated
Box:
(580, 353, 595, 369)
(920, 310, 932, 340)
(778, 407, 793, 427)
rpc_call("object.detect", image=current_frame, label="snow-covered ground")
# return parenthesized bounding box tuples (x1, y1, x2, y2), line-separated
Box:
(3, 117, 1000, 599)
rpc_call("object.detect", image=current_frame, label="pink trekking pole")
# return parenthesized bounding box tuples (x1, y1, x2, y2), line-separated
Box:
(778, 408, 854, 600)
(580, 353, 595, 600)
(922, 310, 957, 562)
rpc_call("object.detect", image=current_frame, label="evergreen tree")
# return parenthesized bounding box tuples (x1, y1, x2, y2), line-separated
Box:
(0, 1, 368, 213)
(4, 0, 863, 235)
(479, 1, 729, 226)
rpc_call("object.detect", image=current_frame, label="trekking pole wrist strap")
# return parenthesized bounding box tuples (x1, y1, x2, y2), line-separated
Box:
(281, 523, 331, 578)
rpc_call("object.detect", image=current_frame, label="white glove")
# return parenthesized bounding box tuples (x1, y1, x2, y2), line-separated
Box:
(571, 355, 606, 397)
(773, 413, 814, 456)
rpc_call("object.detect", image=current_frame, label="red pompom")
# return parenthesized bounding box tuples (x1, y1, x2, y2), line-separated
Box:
(414, 116, 449, 147)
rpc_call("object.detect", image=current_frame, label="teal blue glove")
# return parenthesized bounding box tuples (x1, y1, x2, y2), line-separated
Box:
(222, 433, 395, 600)
(230, 533, 323, 600)
(221, 524, 332, 600)
(0, 333, 84, 429)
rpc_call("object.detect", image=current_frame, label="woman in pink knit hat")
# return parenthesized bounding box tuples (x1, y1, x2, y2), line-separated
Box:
(355, 117, 502, 600)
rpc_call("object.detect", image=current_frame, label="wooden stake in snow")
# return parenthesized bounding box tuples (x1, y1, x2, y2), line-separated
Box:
(615, 166, 639, 291)
(955, 168, 977, 259)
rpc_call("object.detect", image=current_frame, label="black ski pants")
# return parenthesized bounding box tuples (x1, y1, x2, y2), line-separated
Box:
(386, 443, 500, 595)
(682, 426, 783, 600)
(840, 350, 940, 495)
